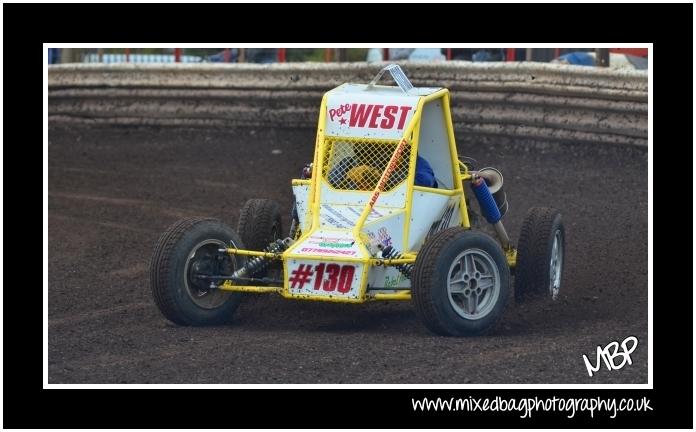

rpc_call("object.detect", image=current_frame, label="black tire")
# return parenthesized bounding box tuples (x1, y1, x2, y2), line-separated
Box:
(289, 196, 301, 239)
(412, 227, 511, 336)
(150, 217, 245, 326)
(237, 199, 283, 250)
(237, 199, 283, 277)
(514, 207, 565, 303)
(465, 196, 482, 229)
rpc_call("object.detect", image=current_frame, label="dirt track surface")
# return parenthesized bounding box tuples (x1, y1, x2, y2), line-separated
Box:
(48, 126, 648, 384)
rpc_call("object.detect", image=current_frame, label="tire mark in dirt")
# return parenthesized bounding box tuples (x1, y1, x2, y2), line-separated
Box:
(49, 214, 158, 234)
(49, 191, 208, 219)
(48, 302, 153, 328)
(50, 166, 116, 176)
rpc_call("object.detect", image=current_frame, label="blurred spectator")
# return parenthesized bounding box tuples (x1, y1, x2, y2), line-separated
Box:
(207, 48, 238, 62)
(366, 48, 415, 62)
(409, 48, 446, 62)
(552, 51, 594, 66)
(552, 51, 647, 70)
(451, 48, 505, 61)
(48, 48, 61, 64)
(247, 48, 279, 63)
(206, 48, 279, 63)
(471, 49, 504, 62)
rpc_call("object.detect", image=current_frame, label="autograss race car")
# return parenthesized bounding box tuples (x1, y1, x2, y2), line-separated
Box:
(150, 65, 565, 336)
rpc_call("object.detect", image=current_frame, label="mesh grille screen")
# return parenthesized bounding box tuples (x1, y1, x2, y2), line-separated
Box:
(321, 137, 411, 192)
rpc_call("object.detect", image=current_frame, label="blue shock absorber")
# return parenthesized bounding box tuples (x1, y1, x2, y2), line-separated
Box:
(471, 177, 501, 224)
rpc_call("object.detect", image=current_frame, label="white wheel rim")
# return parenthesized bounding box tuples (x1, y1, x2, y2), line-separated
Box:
(549, 230, 563, 300)
(447, 248, 501, 319)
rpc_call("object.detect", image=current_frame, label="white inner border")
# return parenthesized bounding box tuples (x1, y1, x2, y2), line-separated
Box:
(43, 42, 653, 390)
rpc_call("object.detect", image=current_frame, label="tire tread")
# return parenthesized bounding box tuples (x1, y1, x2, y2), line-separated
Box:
(515, 207, 563, 302)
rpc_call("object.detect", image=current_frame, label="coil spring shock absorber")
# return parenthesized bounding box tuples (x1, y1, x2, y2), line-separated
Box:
(230, 238, 292, 278)
(470, 175, 511, 248)
(379, 245, 413, 278)
(471, 176, 501, 224)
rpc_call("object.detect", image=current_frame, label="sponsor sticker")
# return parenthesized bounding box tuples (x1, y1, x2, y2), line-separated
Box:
(328, 103, 413, 130)
(287, 261, 361, 298)
(367, 226, 393, 248)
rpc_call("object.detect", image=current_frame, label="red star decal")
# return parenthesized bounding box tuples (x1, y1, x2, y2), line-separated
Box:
(339, 117, 347, 125)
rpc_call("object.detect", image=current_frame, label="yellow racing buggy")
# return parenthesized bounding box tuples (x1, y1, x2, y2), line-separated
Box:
(150, 65, 565, 336)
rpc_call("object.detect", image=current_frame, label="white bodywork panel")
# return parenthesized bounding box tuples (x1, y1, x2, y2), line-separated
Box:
(286, 258, 364, 300)
(291, 183, 311, 232)
(363, 211, 406, 252)
(289, 229, 365, 259)
(285, 229, 366, 300)
(363, 211, 412, 290)
(418, 99, 455, 189)
(318, 203, 388, 229)
(368, 266, 411, 291)
(319, 181, 407, 208)
(407, 191, 461, 252)
(324, 84, 440, 140)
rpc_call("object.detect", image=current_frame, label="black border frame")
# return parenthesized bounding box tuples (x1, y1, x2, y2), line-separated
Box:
(7, 2, 693, 428)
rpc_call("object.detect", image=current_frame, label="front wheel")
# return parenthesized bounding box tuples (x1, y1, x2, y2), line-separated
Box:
(150, 217, 245, 326)
(412, 228, 511, 336)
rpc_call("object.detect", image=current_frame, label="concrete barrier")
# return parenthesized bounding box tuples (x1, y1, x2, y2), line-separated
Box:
(48, 62, 648, 147)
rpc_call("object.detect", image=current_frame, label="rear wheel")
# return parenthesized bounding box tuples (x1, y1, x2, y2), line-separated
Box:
(412, 228, 511, 336)
(289, 196, 302, 239)
(514, 207, 565, 302)
(237, 199, 283, 277)
(150, 217, 245, 325)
